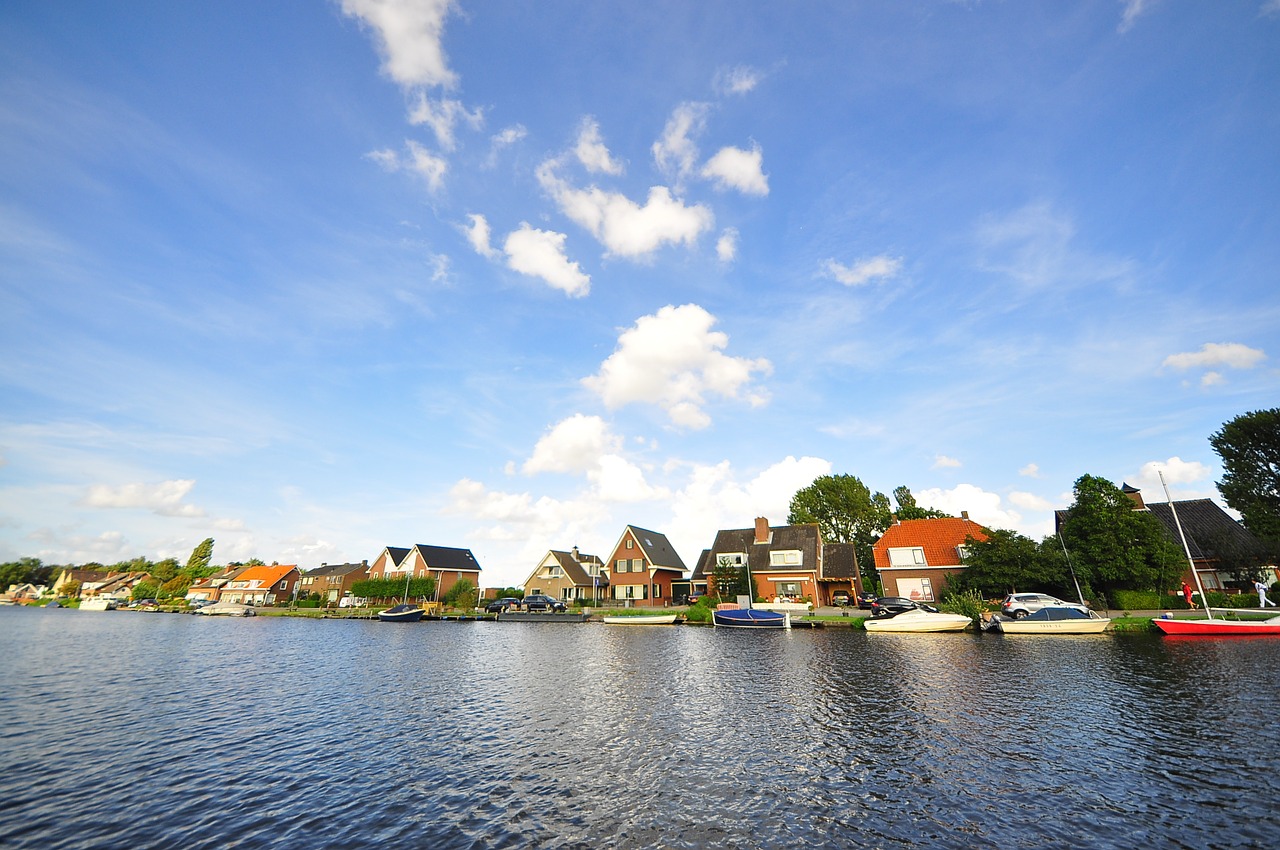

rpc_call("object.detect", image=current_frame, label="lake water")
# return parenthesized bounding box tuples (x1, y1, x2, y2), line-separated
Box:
(2, 607, 1279, 849)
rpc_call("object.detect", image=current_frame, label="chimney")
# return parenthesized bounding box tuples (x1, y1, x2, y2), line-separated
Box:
(754, 517, 771, 544)
(961, 511, 969, 521)
(571, 545, 580, 561)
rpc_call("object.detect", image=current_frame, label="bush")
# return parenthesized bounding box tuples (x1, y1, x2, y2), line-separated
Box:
(938, 589, 985, 621)
(683, 596, 716, 624)
(1110, 590, 1169, 610)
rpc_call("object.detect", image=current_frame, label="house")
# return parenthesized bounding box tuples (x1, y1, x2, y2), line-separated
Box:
(298, 561, 370, 606)
(51, 569, 111, 597)
(603, 526, 688, 607)
(1, 583, 45, 604)
(218, 564, 300, 606)
(520, 547, 608, 604)
(872, 513, 990, 602)
(368, 544, 482, 600)
(93, 572, 154, 602)
(185, 566, 245, 603)
(691, 517, 862, 607)
(1121, 485, 1274, 590)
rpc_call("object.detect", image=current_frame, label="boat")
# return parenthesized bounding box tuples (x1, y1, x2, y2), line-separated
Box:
(377, 603, 424, 623)
(196, 601, 257, 617)
(601, 613, 680, 625)
(377, 569, 424, 622)
(1153, 613, 1280, 636)
(712, 607, 790, 629)
(79, 597, 117, 611)
(984, 606, 1110, 634)
(864, 607, 972, 632)
(1148, 471, 1280, 637)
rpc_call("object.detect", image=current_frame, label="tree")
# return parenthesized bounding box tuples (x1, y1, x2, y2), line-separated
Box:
(789, 474, 892, 587)
(0, 557, 46, 590)
(892, 485, 950, 521)
(1059, 475, 1184, 599)
(1210, 408, 1280, 543)
(950, 529, 1063, 596)
(441, 578, 477, 610)
(185, 538, 215, 574)
(710, 554, 743, 600)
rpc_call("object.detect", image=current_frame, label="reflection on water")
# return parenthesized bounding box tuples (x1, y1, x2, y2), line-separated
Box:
(2, 607, 1279, 849)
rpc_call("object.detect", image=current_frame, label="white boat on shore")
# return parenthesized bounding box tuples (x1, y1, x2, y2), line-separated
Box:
(601, 613, 680, 625)
(196, 601, 257, 617)
(984, 607, 1110, 634)
(864, 607, 972, 632)
(79, 597, 117, 611)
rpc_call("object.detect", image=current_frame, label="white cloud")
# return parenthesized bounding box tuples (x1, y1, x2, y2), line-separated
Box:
(502, 223, 590, 297)
(822, 255, 902, 286)
(700, 144, 769, 196)
(523, 414, 621, 475)
(407, 93, 483, 151)
(1162, 342, 1266, 371)
(1134, 456, 1212, 490)
(652, 102, 708, 183)
(341, 0, 459, 89)
(582, 304, 772, 429)
(1008, 491, 1053, 512)
(574, 118, 624, 176)
(537, 163, 714, 259)
(463, 213, 499, 259)
(975, 201, 1134, 291)
(83, 479, 205, 518)
(1118, 0, 1158, 33)
(1019, 463, 1041, 478)
(367, 140, 447, 192)
(714, 65, 763, 95)
(932, 455, 962, 469)
(1264, 0, 1280, 18)
(716, 227, 739, 263)
(914, 483, 1023, 531)
(1201, 371, 1224, 387)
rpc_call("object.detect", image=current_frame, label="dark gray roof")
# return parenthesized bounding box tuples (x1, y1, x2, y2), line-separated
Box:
(546, 550, 606, 586)
(1146, 500, 1256, 562)
(697, 523, 822, 578)
(412, 544, 483, 572)
(385, 547, 411, 566)
(626, 526, 688, 573)
(691, 549, 713, 581)
(821, 542, 859, 580)
(302, 562, 369, 578)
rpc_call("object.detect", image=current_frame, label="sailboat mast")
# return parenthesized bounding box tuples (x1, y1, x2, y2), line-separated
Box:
(1160, 471, 1212, 620)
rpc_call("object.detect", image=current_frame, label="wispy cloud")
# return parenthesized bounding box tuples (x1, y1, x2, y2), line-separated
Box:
(933, 455, 962, 470)
(974, 201, 1134, 293)
(822, 255, 902, 287)
(714, 65, 764, 96)
(574, 118, 624, 176)
(83, 479, 205, 518)
(341, 0, 459, 89)
(1162, 342, 1265, 371)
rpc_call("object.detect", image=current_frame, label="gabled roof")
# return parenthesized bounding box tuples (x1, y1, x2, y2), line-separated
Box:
(1145, 499, 1257, 562)
(302, 562, 369, 578)
(525, 550, 607, 587)
(698, 523, 822, 577)
(408, 545, 482, 572)
(822, 542, 859, 580)
(872, 517, 989, 568)
(227, 563, 298, 587)
(382, 547, 411, 566)
(616, 526, 687, 573)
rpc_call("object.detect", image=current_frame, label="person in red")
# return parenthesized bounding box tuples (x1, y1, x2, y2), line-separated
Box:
(1182, 581, 1196, 609)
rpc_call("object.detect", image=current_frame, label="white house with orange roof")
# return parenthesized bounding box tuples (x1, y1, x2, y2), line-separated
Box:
(871, 513, 990, 602)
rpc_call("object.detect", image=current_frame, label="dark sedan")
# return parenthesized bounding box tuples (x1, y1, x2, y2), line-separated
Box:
(485, 597, 521, 613)
(856, 592, 878, 609)
(869, 596, 920, 617)
(520, 594, 567, 613)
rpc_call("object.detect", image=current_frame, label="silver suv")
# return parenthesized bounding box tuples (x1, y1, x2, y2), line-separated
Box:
(1001, 593, 1089, 618)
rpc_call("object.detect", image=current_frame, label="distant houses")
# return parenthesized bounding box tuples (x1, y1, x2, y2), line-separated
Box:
(520, 547, 607, 604)
(218, 564, 300, 606)
(297, 561, 370, 605)
(603, 526, 688, 607)
(368, 544, 483, 601)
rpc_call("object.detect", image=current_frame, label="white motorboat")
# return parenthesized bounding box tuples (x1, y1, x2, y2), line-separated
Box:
(984, 607, 1110, 634)
(864, 607, 972, 632)
(196, 601, 257, 617)
(79, 597, 117, 611)
(601, 613, 680, 625)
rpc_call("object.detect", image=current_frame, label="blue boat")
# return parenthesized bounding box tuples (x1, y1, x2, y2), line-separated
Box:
(377, 603, 424, 623)
(712, 608, 790, 629)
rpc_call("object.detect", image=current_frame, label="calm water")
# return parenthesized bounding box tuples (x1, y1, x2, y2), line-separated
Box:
(2, 607, 1279, 850)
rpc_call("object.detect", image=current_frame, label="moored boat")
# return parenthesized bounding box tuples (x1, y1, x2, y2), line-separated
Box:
(712, 608, 790, 629)
(601, 613, 680, 625)
(377, 603, 424, 623)
(79, 597, 117, 611)
(864, 607, 972, 632)
(1153, 613, 1280, 636)
(196, 601, 257, 617)
(984, 606, 1110, 634)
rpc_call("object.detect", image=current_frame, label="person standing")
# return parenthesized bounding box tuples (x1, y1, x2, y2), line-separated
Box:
(1182, 581, 1196, 609)
(1254, 579, 1276, 608)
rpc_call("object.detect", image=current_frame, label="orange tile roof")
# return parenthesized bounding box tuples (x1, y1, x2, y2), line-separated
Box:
(872, 517, 989, 569)
(226, 564, 298, 587)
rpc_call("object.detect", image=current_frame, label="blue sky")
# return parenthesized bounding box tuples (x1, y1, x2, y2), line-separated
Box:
(2, 1, 1278, 588)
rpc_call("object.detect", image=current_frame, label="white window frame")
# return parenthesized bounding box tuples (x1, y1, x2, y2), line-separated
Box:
(887, 547, 927, 567)
(769, 550, 802, 567)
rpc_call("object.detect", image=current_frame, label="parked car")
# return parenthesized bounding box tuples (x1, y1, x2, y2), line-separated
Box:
(684, 593, 704, 606)
(869, 596, 920, 617)
(856, 592, 878, 609)
(830, 591, 851, 607)
(485, 597, 521, 613)
(1000, 592, 1089, 618)
(520, 594, 567, 613)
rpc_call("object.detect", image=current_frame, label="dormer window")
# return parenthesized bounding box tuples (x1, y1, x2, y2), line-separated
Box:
(769, 550, 802, 566)
(888, 547, 927, 567)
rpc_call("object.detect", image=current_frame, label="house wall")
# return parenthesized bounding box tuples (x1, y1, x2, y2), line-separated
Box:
(751, 570, 819, 602)
(880, 567, 963, 602)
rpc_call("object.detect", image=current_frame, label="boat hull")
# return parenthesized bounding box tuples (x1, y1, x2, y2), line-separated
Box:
(79, 598, 117, 611)
(712, 609, 790, 629)
(864, 609, 972, 632)
(601, 614, 679, 625)
(196, 602, 256, 617)
(1154, 616, 1280, 636)
(377, 604, 424, 623)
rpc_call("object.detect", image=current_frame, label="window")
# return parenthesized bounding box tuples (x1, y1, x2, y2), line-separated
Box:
(632, 558, 645, 571)
(769, 550, 802, 567)
(955, 545, 970, 562)
(616, 559, 628, 572)
(613, 585, 647, 600)
(888, 547, 927, 567)
(716, 553, 744, 568)
(896, 577, 934, 602)
(545, 565, 562, 577)
(626, 539, 633, 549)
(777, 581, 803, 597)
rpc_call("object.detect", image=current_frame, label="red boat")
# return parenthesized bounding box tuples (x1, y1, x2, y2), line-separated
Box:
(1153, 615, 1280, 636)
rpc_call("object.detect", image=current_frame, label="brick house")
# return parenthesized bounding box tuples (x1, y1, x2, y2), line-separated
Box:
(218, 564, 300, 606)
(185, 566, 245, 603)
(298, 561, 370, 606)
(872, 513, 990, 602)
(520, 547, 608, 604)
(368, 544, 483, 601)
(603, 526, 687, 607)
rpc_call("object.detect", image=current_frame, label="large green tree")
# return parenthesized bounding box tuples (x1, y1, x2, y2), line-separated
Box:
(185, 539, 215, 576)
(1059, 474, 1184, 599)
(892, 485, 950, 520)
(1210, 408, 1280, 542)
(789, 474, 892, 589)
(950, 529, 1065, 597)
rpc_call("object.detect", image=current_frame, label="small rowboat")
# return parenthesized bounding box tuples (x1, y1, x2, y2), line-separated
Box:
(601, 614, 680, 625)
(377, 603, 424, 623)
(1153, 614, 1280, 636)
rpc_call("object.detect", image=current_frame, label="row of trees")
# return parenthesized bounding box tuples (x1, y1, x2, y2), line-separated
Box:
(784, 409, 1280, 603)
